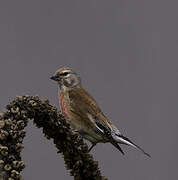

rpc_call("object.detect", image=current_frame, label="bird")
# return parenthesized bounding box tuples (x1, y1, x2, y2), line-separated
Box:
(50, 67, 150, 157)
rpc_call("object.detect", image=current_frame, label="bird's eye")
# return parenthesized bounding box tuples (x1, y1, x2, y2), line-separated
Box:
(60, 72, 69, 76)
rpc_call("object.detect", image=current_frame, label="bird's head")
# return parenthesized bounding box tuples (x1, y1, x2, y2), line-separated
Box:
(50, 67, 81, 91)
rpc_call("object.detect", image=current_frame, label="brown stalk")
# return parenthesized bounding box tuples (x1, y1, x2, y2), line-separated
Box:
(0, 96, 107, 180)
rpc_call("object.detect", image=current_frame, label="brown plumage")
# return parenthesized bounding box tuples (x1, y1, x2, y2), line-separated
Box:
(50, 67, 150, 157)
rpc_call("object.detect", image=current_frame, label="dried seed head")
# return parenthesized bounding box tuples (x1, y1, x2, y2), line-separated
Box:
(8, 178, 15, 180)
(43, 98, 49, 104)
(19, 161, 25, 169)
(0, 171, 8, 179)
(29, 100, 37, 106)
(18, 130, 26, 138)
(19, 176, 24, 180)
(15, 143, 23, 152)
(12, 161, 20, 169)
(0, 130, 9, 140)
(44, 134, 51, 140)
(0, 120, 5, 129)
(4, 164, 12, 171)
(0, 160, 4, 165)
(18, 137, 23, 143)
(9, 130, 17, 139)
(10, 107, 19, 114)
(20, 110, 26, 114)
(17, 120, 25, 129)
(11, 170, 20, 178)
(10, 124, 17, 130)
(0, 113, 4, 119)
(0, 160, 4, 169)
(0, 96, 106, 180)
(9, 155, 16, 162)
(0, 146, 8, 156)
(16, 95, 23, 100)
(5, 119, 13, 126)
(12, 161, 24, 169)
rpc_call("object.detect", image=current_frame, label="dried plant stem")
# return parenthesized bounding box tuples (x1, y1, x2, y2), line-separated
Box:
(0, 96, 107, 180)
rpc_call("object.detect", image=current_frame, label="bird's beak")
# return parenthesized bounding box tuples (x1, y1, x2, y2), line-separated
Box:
(50, 74, 59, 81)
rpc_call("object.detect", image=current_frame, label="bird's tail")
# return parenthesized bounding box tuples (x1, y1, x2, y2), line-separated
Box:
(114, 134, 151, 157)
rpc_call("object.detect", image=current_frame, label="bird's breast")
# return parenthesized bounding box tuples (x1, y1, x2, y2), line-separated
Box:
(59, 93, 68, 117)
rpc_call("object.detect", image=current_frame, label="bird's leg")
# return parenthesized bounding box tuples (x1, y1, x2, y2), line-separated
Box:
(88, 143, 97, 152)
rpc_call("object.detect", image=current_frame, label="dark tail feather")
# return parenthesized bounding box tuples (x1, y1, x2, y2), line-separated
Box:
(110, 140, 125, 155)
(95, 122, 125, 155)
(117, 135, 151, 157)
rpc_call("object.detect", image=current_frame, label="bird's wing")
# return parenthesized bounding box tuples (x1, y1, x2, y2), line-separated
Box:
(68, 88, 150, 157)
(68, 88, 124, 154)
(68, 88, 114, 131)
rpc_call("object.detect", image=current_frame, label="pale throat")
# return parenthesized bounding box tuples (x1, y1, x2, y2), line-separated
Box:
(58, 83, 81, 92)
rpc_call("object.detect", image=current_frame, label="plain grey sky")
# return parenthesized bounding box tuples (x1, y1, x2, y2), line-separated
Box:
(0, 0, 178, 180)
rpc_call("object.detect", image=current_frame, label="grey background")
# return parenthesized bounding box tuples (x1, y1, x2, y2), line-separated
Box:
(0, 0, 177, 179)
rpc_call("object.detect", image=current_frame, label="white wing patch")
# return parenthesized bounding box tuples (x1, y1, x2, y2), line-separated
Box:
(87, 113, 104, 133)
(95, 124, 104, 133)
